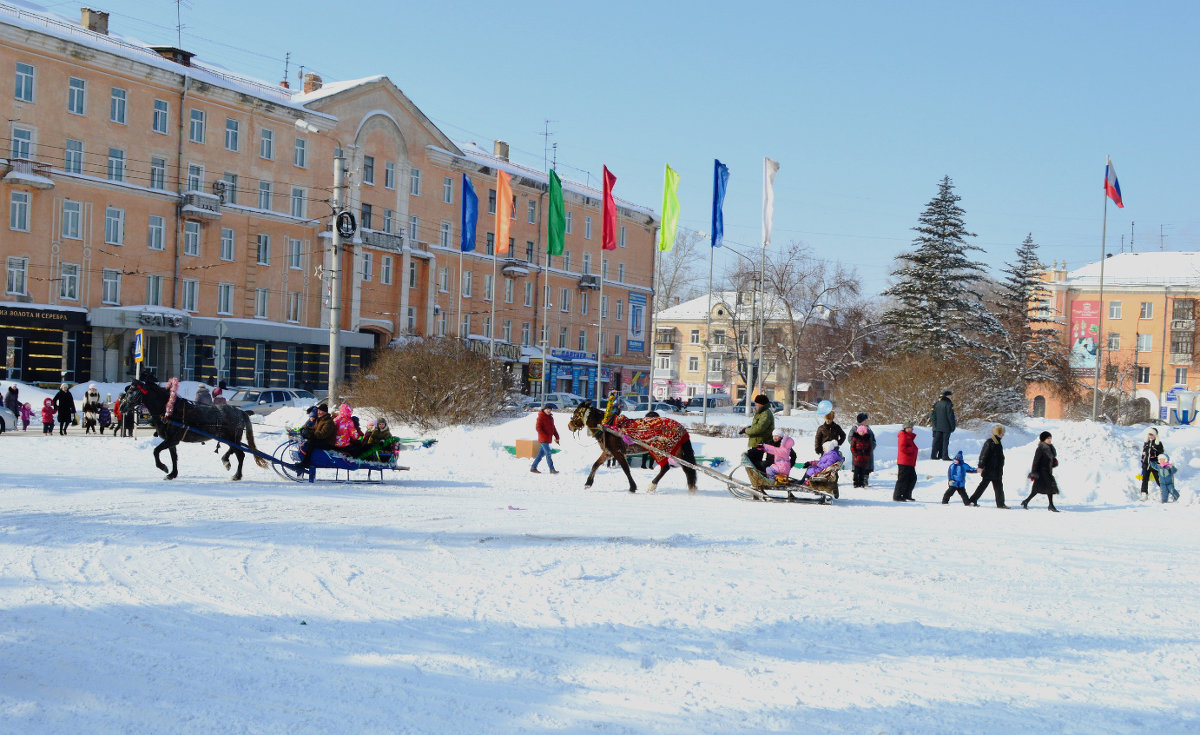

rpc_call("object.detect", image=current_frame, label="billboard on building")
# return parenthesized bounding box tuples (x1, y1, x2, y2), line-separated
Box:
(627, 293, 646, 353)
(1069, 300, 1100, 374)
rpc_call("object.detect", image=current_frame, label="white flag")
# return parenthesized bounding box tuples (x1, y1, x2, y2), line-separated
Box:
(762, 157, 780, 247)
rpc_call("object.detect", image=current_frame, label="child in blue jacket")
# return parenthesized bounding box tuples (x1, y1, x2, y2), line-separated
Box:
(942, 450, 978, 504)
(1152, 454, 1180, 503)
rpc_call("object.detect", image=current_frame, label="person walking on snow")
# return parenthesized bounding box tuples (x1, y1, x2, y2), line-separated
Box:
(1152, 454, 1180, 503)
(40, 397, 54, 435)
(52, 383, 76, 435)
(1022, 431, 1060, 512)
(968, 425, 1008, 508)
(849, 424, 874, 488)
(531, 404, 560, 474)
(893, 421, 918, 502)
(19, 401, 33, 431)
(930, 390, 956, 460)
(1140, 428, 1164, 500)
(853, 412, 877, 486)
(943, 450, 978, 504)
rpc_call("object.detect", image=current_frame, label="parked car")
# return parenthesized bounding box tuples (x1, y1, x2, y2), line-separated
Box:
(227, 388, 319, 415)
(542, 392, 587, 409)
(626, 395, 676, 413)
(686, 393, 734, 411)
(0, 404, 15, 433)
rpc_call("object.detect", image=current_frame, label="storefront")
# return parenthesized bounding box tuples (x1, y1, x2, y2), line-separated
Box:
(0, 303, 90, 384)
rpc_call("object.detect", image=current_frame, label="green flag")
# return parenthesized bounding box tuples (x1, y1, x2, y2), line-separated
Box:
(547, 169, 565, 256)
(659, 164, 679, 252)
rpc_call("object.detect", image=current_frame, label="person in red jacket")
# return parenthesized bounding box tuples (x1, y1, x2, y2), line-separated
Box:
(531, 404, 560, 474)
(893, 420, 918, 501)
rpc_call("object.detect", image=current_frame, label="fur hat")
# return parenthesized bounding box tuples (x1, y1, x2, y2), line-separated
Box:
(992, 425, 1006, 438)
(1038, 431, 1052, 442)
(753, 394, 769, 406)
(941, 390, 953, 397)
(1147, 428, 1158, 437)
(822, 439, 839, 452)
(856, 412, 868, 423)
(856, 424, 868, 435)
(772, 428, 783, 438)
(317, 403, 329, 412)
(60, 383, 68, 391)
(903, 419, 914, 429)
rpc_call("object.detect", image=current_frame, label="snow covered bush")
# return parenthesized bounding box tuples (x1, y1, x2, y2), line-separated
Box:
(835, 353, 1011, 425)
(343, 339, 517, 431)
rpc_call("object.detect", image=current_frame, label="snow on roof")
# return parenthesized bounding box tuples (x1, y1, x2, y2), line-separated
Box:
(655, 291, 799, 322)
(290, 75, 387, 103)
(0, 1, 327, 116)
(1063, 252, 1200, 288)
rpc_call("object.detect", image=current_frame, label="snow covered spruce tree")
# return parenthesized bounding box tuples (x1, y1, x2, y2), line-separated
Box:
(881, 176, 1000, 355)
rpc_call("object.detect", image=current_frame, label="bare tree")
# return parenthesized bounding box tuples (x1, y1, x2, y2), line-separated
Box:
(654, 229, 704, 311)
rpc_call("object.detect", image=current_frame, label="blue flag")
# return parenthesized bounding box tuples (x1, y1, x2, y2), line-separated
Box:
(711, 159, 729, 248)
(461, 174, 478, 252)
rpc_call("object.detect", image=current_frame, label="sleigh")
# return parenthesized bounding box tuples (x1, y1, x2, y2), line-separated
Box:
(272, 429, 410, 483)
(726, 453, 840, 503)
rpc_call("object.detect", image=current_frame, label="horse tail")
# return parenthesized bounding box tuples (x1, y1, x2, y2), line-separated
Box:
(243, 416, 269, 468)
(678, 434, 698, 488)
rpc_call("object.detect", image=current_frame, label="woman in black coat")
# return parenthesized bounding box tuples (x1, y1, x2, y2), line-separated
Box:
(968, 424, 1007, 507)
(52, 383, 76, 436)
(1021, 431, 1059, 512)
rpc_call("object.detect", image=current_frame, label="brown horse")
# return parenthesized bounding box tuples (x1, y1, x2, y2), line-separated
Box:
(568, 403, 698, 494)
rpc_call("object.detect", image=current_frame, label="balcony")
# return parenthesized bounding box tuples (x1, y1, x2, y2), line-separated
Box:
(654, 339, 675, 351)
(708, 343, 729, 353)
(1170, 354, 1193, 365)
(706, 370, 726, 382)
(180, 190, 222, 220)
(1171, 319, 1196, 331)
(360, 229, 404, 251)
(501, 258, 531, 277)
(3, 158, 54, 189)
(652, 367, 677, 380)
(579, 273, 600, 290)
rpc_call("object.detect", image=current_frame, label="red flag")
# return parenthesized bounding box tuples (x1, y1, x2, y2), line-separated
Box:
(601, 166, 617, 251)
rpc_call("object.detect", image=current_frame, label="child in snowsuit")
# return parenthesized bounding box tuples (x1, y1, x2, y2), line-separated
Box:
(19, 401, 33, 431)
(40, 397, 55, 435)
(98, 404, 113, 434)
(893, 421, 918, 502)
(1152, 454, 1180, 503)
(803, 439, 843, 480)
(333, 404, 362, 455)
(942, 450, 978, 504)
(760, 429, 795, 485)
(849, 424, 874, 488)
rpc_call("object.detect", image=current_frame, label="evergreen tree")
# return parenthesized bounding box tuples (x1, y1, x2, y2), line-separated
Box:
(881, 176, 997, 355)
(996, 233, 1073, 397)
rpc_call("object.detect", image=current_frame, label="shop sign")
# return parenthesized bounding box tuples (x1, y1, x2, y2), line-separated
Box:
(137, 310, 187, 329)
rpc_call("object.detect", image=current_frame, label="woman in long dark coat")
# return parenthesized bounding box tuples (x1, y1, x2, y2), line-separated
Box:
(1021, 431, 1059, 512)
(52, 383, 76, 436)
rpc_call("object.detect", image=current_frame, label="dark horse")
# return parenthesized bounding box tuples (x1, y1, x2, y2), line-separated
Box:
(568, 402, 698, 494)
(123, 375, 267, 480)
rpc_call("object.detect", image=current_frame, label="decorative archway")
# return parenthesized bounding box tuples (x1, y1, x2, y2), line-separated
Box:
(1032, 395, 1046, 418)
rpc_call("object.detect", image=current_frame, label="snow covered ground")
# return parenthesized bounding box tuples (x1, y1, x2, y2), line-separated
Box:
(2, 382, 1199, 734)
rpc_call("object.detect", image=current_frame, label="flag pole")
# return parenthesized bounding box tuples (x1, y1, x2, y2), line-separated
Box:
(596, 258, 604, 405)
(704, 244, 713, 425)
(490, 249, 497, 358)
(1091, 183, 1109, 421)
(456, 249, 463, 340)
(649, 244, 660, 401)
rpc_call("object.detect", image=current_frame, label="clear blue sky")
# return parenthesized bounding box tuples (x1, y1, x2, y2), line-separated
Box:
(39, 0, 1200, 296)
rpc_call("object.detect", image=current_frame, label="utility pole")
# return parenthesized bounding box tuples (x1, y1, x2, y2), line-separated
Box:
(328, 146, 347, 404)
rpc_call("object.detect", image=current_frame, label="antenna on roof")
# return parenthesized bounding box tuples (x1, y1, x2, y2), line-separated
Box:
(540, 119, 557, 173)
(282, 52, 290, 88)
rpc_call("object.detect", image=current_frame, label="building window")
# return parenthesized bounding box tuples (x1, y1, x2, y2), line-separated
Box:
(222, 173, 238, 205)
(258, 181, 273, 210)
(601, 294, 608, 318)
(483, 273, 493, 301)
(59, 263, 79, 300)
(153, 98, 168, 134)
(602, 258, 609, 279)
(68, 77, 87, 115)
(259, 128, 274, 160)
(361, 252, 373, 281)
(148, 215, 165, 250)
(9, 126, 32, 160)
(461, 270, 473, 298)
(224, 118, 240, 151)
(150, 156, 167, 189)
(187, 163, 203, 191)
(409, 215, 420, 242)
(503, 277, 514, 304)
(102, 268, 120, 305)
(255, 288, 269, 318)
(438, 266, 449, 292)
(290, 187, 306, 218)
(6, 256, 29, 295)
(527, 199, 536, 224)
(558, 326, 568, 348)
(293, 137, 307, 167)
(525, 241, 533, 262)
(146, 275, 163, 306)
(583, 253, 592, 274)
(1109, 301, 1122, 319)
(1173, 299, 1195, 320)
(288, 238, 302, 269)
(616, 299, 623, 321)
(581, 291, 589, 315)
(560, 288, 570, 313)
(1175, 367, 1188, 385)
(565, 210, 573, 234)
(657, 354, 671, 370)
(407, 261, 417, 289)
(1107, 332, 1120, 351)
(441, 176, 453, 203)
(564, 251, 572, 272)
(1171, 331, 1193, 356)
(104, 207, 124, 245)
(110, 87, 127, 124)
(690, 329, 700, 344)
(382, 255, 393, 285)
(488, 188, 496, 214)
(613, 334, 622, 355)
(584, 216, 592, 239)
(184, 220, 200, 256)
(618, 263, 625, 282)
(14, 62, 34, 102)
(189, 109, 205, 143)
(501, 319, 511, 343)
(220, 227, 235, 260)
(256, 234, 270, 265)
(440, 221, 451, 248)
(410, 167, 421, 196)
(61, 200, 82, 239)
(218, 283, 234, 314)
(578, 329, 588, 351)
(713, 329, 726, 345)
(361, 203, 373, 230)
(1135, 365, 1150, 384)
(363, 155, 375, 185)
(107, 147, 125, 181)
(65, 139, 84, 174)
(620, 225, 627, 248)
(1137, 333, 1152, 352)
(384, 161, 395, 189)
(181, 278, 199, 312)
(1139, 301, 1153, 319)
(523, 282, 533, 307)
(688, 356, 700, 372)
(9, 191, 29, 232)
(287, 292, 301, 323)
(383, 208, 394, 234)
(485, 233, 494, 255)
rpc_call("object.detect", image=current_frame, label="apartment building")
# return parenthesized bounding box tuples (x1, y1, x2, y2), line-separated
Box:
(1028, 252, 1200, 422)
(1, 5, 656, 395)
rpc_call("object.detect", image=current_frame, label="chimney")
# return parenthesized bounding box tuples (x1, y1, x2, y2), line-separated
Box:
(493, 140, 510, 162)
(303, 73, 323, 94)
(81, 7, 109, 35)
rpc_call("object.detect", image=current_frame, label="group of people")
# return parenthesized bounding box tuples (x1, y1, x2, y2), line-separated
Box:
(193, 381, 229, 406)
(740, 394, 869, 488)
(1139, 427, 1180, 503)
(4, 383, 136, 437)
(294, 402, 395, 469)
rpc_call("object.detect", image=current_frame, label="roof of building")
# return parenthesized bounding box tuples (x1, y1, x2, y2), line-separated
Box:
(289, 75, 387, 103)
(655, 291, 801, 322)
(1062, 252, 1200, 288)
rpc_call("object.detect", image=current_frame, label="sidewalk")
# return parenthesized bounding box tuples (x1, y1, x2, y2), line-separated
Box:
(1, 424, 141, 439)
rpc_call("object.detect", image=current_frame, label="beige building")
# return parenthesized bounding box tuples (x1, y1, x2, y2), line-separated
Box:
(1, 5, 655, 394)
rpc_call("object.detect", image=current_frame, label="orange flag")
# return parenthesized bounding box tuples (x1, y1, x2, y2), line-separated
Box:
(496, 169, 512, 256)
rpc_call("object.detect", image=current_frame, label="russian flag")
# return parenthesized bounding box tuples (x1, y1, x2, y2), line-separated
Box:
(1105, 156, 1123, 208)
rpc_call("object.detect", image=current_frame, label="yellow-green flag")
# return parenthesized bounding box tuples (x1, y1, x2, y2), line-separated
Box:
(659, 164, 679, 252)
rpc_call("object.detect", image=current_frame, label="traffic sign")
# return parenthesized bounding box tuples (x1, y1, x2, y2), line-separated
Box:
(133, 329, 144, 363)
(335, 210, 357, 239)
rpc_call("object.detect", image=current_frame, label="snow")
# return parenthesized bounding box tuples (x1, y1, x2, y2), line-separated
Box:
(2, 391, 1199, 733)
(1063, 251, 1200, 287)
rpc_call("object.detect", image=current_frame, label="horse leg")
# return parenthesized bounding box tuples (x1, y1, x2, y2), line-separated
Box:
(152, 441, 172, 477)
(647, 463, 669, 493)
(164, 444, 179, 480)
(231, 447, 245, 481)
(614, 453, 638, 493)
(221, 443, 233, 471)
(585, 454, 604, 488)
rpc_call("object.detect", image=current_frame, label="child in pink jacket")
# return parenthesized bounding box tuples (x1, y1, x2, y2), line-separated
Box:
(19, 401, 34, 430)
(333, 403, 362, 450)
(40, 397, 54, 435)
(760, 429, 795, 484)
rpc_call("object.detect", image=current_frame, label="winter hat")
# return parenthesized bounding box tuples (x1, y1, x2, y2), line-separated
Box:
(941, 390, 953, 397)
(953, 450, 964, 462)
(543, 403, 553, 409)
(856, 412, 868, 424)
(1159, 453, 1170, 464)
(1147, 428, 1158, 437)
(856, 425, 868, 435)
(753, 394, 769, 406)
(903, 419, 914, 429)
(822, 439, 838, 452)
(992, 425, 1006, 438)
(772, 428, 783, 438)
(60, 383, 68, 391)
(1038, 431, 1052, 442)
(317, 403, 329, 412)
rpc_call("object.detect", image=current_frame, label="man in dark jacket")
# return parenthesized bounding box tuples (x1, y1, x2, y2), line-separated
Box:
(968, 424, 1007, 507)
(296, 403, 335, 469)
(742, 394, 775, 472)
(814, 411, 846, 456)
(930, 390, 956, 460)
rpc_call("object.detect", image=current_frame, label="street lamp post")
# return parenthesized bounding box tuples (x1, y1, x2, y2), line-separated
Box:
(723, 245, 765, 414)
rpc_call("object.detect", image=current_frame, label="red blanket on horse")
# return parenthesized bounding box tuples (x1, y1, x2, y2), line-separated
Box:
(609, 415, 690, 467)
